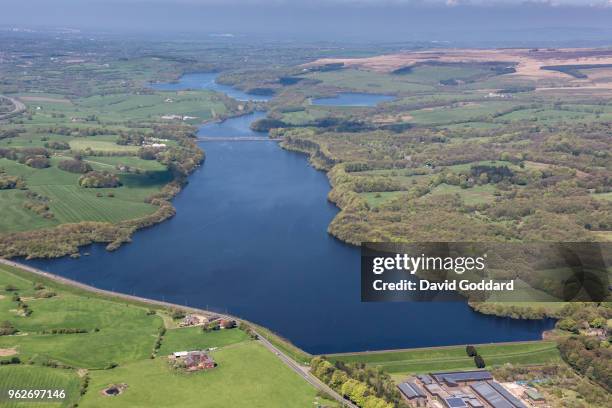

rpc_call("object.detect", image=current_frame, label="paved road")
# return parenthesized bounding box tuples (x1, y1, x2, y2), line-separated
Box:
(0, 258, 356, 408)
(256, 333, 358, 408)
(0, 95, 26, 119)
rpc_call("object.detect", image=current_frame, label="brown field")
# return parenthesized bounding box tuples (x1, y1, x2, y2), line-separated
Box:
(0, 347, 17, 357)
(307, 48, 612, 87)
(18, 96, 72, 104)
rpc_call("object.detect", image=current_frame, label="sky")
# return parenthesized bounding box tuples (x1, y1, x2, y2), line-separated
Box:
(2, 0, 612, 44)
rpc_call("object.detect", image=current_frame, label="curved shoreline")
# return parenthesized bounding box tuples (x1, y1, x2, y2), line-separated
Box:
(0, 258, 553, 356)
(0, 258, 357, 407)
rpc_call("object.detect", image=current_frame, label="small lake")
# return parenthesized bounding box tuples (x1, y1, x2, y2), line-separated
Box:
(151, 72, 272, 102)
(312, 92, 394, 107)
(24, 74, 553, 354)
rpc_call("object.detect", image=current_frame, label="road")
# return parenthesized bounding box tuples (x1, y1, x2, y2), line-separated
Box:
(0, 95, 26, 119)
(0, 258, 356, 408)
(256, 331, 358, 408)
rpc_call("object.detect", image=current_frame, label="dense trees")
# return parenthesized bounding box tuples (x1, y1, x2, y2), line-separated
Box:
(58, 159, 92, 174)
(474, 355, 486, 369)
(0, 174, 25, 189)
(0, 321, 17, 336)
(277, 119, 612, 246)
(311, 357, 407, 408)
(44, 141, 70, 150)
(78, 171, 121, 188)
(558, 336, 612, 392)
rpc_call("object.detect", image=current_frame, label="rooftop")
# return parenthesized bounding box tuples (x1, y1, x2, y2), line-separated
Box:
(444, 397, 468, 408)
(524, 388, 545, 401)
(470, 381, 527, 408)
(398, 382, 426, 399)
(432, 370, 493, 384)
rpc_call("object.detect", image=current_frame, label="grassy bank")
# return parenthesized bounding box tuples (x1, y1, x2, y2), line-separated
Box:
(328, 341, 562, 378)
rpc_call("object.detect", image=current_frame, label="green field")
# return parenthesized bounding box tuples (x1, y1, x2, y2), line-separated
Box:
(158, 327, 249, 356)
(329, 341, 562, 377)
(408, 101, 518, 125)
(0, 265, 162, 368)
(427, 183, 497, 205)
(0, 264, 327, 407)
(80, 342, 325, 408)
(303, 69, 434, 93)
(0, 157, 169, 232)
(361, 191, 405, 207)
(0, 365, 81, 408)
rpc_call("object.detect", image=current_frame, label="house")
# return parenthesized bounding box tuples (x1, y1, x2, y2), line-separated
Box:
(219, 319, 237, 329)
(184, 351, 216, 371)
(523, 388, 545, 406)
(584, 327, 607, 340)
(180, 314, 201, 327)
(161, 114, 182, 120)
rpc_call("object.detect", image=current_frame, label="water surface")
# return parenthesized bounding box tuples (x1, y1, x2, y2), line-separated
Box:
(151, 72, 272, 102)
(24, 75, 553, 354)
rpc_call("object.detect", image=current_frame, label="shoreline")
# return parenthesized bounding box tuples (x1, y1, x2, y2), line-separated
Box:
(0, 258, 356, 407)
(0, 258, 553, 358)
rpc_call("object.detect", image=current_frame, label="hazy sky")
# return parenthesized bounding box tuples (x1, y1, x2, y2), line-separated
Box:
(3, 0, 612, 43)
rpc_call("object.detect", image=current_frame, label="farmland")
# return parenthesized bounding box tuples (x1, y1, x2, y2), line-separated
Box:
(0, 48, 254, 256)
(0, 263, 331, 408)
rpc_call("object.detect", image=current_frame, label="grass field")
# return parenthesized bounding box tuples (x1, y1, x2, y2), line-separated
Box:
(427, 183, 497, 205)
(0, 265, 162, 368)
(408, 101, 518, 125)
(329, 341, 561, 378)
(69, 138, 139, 153)
(592, 191, 612, 202)
(80, 342, 326, 408)
(0, 156, 170, 233)
(0, 264, 327, 407)
(361, 191, 405, 207)
(0, 365, 81, 408)
(158, 327, 249, 356)
(303, 69, 434, 93)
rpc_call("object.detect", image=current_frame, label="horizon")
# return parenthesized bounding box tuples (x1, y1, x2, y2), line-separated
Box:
(3, 1, 612, 45)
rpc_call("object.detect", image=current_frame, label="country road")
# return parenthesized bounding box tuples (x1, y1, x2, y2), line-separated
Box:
(0, 95, 26, 119)
(257, 333, 359, 408)
(0, 258, 357, 408)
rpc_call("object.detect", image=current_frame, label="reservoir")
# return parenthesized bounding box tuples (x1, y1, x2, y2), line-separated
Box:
(24, 74, 554, 354)
(151, 72, 272, 102)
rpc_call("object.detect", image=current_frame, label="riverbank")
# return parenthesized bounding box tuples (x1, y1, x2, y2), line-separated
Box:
(0, 258, 559, 371)
(0, 258, 304, 358)
(0, 259, 352, 408)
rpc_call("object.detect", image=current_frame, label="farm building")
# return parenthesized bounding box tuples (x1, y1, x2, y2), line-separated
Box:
(398, 381, 427, 406)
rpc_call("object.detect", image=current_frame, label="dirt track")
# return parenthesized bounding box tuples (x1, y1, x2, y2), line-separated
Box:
(0, 95, 26, 119)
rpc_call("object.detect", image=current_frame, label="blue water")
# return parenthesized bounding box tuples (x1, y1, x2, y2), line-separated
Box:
(23, 76, 554, 354)
(312, 92, 394, 107)
(150, 72, 272, 102)
(198, 111, 267, 138)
